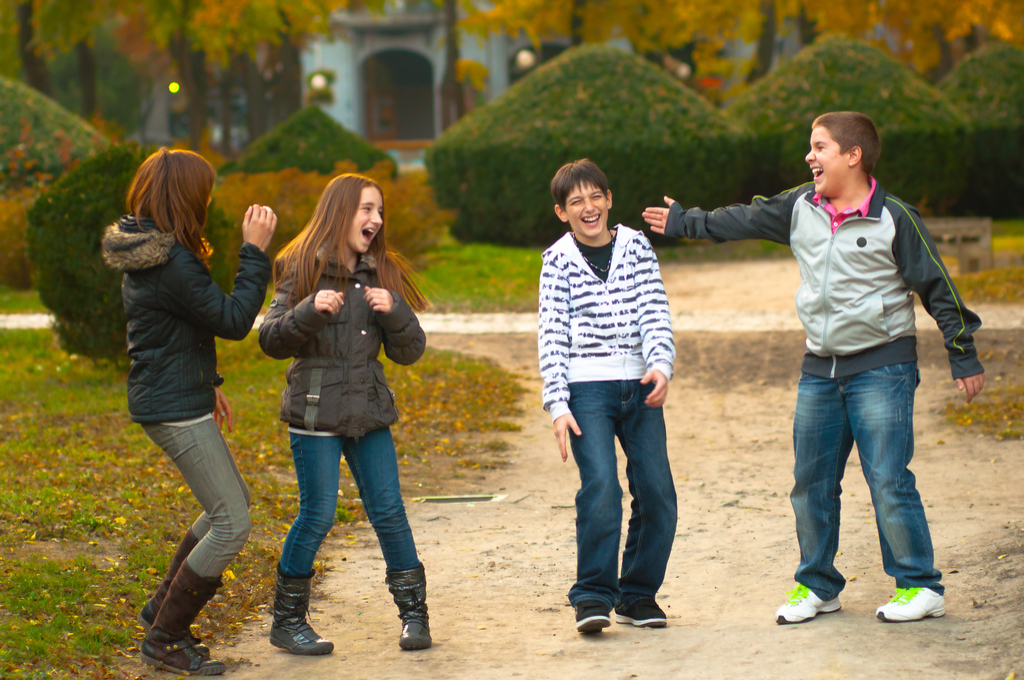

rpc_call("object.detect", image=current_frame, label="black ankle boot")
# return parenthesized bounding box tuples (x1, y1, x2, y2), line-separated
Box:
(269, 567, 334, 655)
(386, 565, 431, 650)
(140, 563, 225, 676)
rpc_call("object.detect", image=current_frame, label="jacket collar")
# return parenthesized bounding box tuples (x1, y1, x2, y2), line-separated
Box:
(101, 215, 176, 272)
(802, 181, 886, 220)
(546, 224, 639, 278)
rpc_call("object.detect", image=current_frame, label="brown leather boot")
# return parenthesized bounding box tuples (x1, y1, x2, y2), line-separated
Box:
(139, 529, 209, 656)
(140, 562, 225, 676)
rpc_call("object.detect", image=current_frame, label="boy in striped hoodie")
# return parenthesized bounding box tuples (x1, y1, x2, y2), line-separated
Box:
(539, 159, 678, 634)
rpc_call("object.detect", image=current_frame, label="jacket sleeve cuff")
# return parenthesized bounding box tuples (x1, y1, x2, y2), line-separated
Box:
(664, 202, 688, 239)
(549, 401, 571, 422)
(212, 373, 225, 387)
(377, 294, 415, 331)
(950, 355, 985, 380)
(651, 362, 674, 382)
(293, 293, 331, 333)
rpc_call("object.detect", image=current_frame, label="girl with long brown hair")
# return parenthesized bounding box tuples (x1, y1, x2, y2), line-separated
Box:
(102, 147, 277, 676)
(258, 173, 430, 654)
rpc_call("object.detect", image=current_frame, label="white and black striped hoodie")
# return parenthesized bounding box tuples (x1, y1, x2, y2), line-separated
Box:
(538, 225, 675, 421)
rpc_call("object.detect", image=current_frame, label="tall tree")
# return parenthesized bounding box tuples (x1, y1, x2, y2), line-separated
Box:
(440, 0, 465, 129)
(15, 2, 50, 94)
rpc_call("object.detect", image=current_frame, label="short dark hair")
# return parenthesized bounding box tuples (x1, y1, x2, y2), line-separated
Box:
(811, 111, 881, 175)
(550, 159, 609, 208)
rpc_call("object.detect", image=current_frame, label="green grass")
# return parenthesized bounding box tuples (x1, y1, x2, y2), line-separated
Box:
(0, 329, 523, 677)
(993, 219, 1024, 237)
(0, 285, 45, 313)
(655, 239, 792, 263)
(418, 243, 543, 313)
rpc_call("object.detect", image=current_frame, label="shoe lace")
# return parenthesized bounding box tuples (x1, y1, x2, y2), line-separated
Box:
(889, 587, 921, 605)
(785, 585, 811, 605)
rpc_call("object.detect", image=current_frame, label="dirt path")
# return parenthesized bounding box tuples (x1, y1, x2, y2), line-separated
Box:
(203, 261, 1022, 680)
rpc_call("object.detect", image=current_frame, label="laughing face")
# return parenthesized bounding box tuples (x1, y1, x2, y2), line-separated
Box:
(807, 125, 867, 199)
(554, 183, 613, 247)
(345, 185, 384, 263)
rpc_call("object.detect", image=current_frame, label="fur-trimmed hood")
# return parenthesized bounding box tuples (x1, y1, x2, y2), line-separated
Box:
(102, 216, 176, 272)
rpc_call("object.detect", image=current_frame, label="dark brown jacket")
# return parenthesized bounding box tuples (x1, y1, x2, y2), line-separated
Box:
(258, 254, 426, 437)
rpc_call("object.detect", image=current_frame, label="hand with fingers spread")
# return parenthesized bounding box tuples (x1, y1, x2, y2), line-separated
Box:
(364, 286, 394, 314)
(314, 289, 344, 314)
(640, 369, 669, 407)
(242, 204, 278, 252)
(956, 372, 985, 404)
(642, 196, 677, 235)
(553, 413, 581, 463)
(213, 386, 234, 432)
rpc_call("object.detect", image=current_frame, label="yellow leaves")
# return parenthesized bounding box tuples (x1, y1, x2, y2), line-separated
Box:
(146, 568, 159, 575)
(456, 60, 490, 91)
(223, 570, 237, 581)
(114, 517, 127, 525)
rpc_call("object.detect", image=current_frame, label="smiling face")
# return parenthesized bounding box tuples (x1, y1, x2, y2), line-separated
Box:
(343, 185, 384, 266)
(806, 126, 864, 199)
(554, 183, 613, 247)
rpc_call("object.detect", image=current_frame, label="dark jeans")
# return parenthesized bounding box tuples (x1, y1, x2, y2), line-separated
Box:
(567, 380, 677, 609)
(279, 427, 420, 577)
(792, 362, 942, 601)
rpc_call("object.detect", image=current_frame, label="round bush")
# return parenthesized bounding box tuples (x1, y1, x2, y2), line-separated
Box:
(0, 76, 107, 190)
(26, 143, 233, 361)
(941, 42, 1024, 218)
(426, 44, 749, 246)
(730, 37, 970, 214)
(220, 106, 392, 176)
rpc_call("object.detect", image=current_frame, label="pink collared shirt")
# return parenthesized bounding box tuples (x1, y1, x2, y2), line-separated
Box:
(814, 177, 877, 234)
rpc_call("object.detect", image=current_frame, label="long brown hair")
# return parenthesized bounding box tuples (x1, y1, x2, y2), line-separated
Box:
(126, 147, 216, 259)
(274, 173, 429, 311)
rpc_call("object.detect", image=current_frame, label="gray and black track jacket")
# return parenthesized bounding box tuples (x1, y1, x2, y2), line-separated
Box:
(664, 183, 983, 380)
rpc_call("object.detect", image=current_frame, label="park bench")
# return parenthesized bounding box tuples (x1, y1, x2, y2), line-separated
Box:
(922, 217, 993, 276)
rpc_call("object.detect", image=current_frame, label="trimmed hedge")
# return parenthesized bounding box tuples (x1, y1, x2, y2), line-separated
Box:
(730, 37, 970, 213)
(426, 44, 749, 246)
(941, 42, 1024, 218)
(26, 144, 233, 361)
(0, 76, 107, 190)
(220, 106, 392, 176)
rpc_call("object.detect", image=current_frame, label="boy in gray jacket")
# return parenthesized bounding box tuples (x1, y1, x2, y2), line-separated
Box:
(644, 111, 985, 624)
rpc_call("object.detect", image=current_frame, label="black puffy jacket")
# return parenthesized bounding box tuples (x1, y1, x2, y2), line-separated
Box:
(102, 216, 271, 423)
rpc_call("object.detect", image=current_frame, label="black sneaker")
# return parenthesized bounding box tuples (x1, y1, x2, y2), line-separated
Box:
(615, 598, 667, 628)
(575, 600, 611, 633)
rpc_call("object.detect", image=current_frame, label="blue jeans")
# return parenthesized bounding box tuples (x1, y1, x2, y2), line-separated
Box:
(567, 380, 677, 609)
(279, 427, 420, 577)
(791, 362, 942, 601)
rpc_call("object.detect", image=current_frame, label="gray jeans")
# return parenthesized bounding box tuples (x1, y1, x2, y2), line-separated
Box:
(143, 418, 251, 578)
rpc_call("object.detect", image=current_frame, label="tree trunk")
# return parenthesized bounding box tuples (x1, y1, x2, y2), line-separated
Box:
(16, 2, 50, 95)
(219, 61, 234, 156)
(240, 53, 268, 144)
(570, 0, 586, 47)
(746, 0, 776, 84)
(75, 40, 97, 119)
(440, 0, 465, 129)
(929, 23, 955, 82)
(274, 31, 302, 125)
(797, 3, 818, 48)
(171, 32, 208, 151)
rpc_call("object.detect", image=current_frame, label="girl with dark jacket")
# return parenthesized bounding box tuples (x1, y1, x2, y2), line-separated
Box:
(102, 148, 276, 676)
(258, 173, 430, 654)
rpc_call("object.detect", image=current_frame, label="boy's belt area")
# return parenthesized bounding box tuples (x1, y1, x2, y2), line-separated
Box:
(802, 336, 917, 379)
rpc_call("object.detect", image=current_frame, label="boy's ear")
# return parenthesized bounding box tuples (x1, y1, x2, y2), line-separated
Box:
(847, 145, 863, 168)
(554, 204, 570, 223)
(606, 189, 612, 210)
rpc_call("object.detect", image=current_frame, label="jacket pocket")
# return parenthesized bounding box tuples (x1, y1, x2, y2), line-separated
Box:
(831, 293, 891, 353)
(371, 363, 399, 426)
(286, 364, 346, 431)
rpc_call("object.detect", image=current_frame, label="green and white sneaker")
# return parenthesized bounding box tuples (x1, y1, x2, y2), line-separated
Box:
(876, 587, 944, 622)
(775, 584, 841, 624)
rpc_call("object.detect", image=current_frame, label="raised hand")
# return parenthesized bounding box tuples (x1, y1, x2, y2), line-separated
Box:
(241, 205, 277, 252)
(314, 289, 344, 314)
(364, 286, 394, 314)
(642, 196, 677, 235)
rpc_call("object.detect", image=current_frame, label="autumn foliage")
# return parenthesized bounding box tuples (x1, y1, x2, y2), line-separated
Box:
(209, 160, 452, 292)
